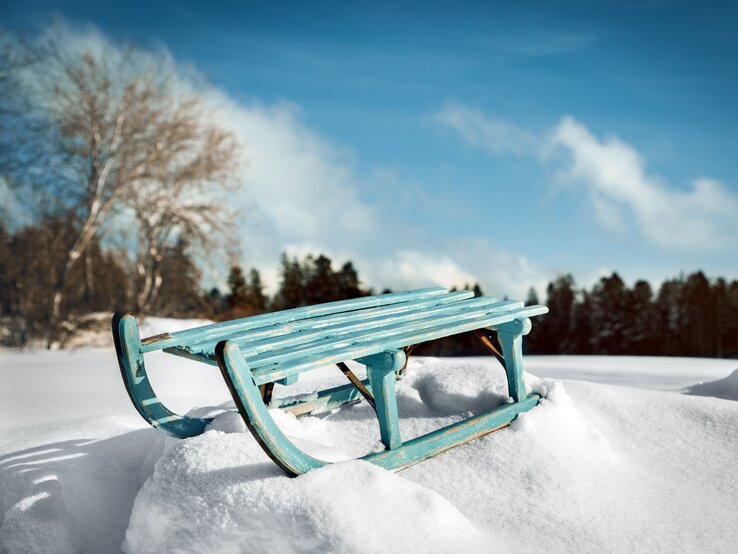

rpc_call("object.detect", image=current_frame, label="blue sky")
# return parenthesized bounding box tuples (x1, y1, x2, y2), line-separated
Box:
(2, 0, 737, 296)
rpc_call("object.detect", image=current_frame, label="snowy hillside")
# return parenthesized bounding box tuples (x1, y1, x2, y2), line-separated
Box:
(1, 331, 737, 553)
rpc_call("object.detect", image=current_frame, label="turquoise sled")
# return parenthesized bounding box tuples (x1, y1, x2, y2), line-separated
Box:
(113, 287, 547, 475)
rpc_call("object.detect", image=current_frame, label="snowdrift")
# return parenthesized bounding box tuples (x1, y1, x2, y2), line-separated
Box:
(685, 368, 738, 401)
(2, 348, 738, 553)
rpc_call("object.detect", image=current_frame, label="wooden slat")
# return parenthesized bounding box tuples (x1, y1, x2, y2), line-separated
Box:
(178, 290, 476, 355)
(239, 297, 517, 362)
(250, 304, 548, 385)
(141, 287, 449, 352)
(162, 298, 531, 367)
(247, 298, 522, 369)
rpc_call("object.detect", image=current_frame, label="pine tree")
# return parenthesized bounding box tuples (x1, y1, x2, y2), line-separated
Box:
(655, 278, 683, 356)
(630, 280, 656, 355)
(525, 287, 539, 306)
(723, 280, 738, 357)
(682, 271, 712, 356)
(226, 265, 249, 310)
(246, 268, 268, 312)
(203, 287, 224, 319)
(277, 253, 306, 309)
(304, 254, 339, 304)
(589, 273, 631, 354)
(336, 261, 363, 299)
(713, 278, 728, 358)
(532, 274, 576, 353)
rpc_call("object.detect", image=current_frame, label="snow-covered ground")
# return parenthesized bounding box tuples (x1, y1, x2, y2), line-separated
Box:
(1, 322, 737, 553)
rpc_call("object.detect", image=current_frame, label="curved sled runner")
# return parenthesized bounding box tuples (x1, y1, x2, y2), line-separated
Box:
(113, 287, 547, 475)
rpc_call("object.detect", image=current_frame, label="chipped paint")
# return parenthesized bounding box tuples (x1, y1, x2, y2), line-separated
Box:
(112, 288, 547, 474)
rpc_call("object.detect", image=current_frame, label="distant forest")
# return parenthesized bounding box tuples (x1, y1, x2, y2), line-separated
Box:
(1, 220, 737, 358)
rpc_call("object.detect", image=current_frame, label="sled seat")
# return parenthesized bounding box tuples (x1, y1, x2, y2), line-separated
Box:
(113, 287, 548, 475)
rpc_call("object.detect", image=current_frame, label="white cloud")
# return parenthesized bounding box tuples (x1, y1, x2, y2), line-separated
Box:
(551, 116, 738, 250)
(202, 93, 380, 285)
(358, 241, 545, 300)
(364, 250, 478, 292)
(433, 101, 538, 156)
(445, 238, 546, 299)
(435, 102, 738, 252)
(205, 95, 541, 295)
(209, 95, 376, 244)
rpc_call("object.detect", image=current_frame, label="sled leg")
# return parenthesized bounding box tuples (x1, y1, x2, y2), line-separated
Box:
(215, 340, 329, 476)
(362, 350, 406, 450)
(112, 312, 211, 438)
(495, 318, 532, 402)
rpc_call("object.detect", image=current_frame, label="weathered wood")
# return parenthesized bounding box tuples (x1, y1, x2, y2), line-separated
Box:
(214, 339, 540, 475)
(249, 304, 546, 385)
(113, 287, 549, 475)
(158, 297, 529, 370)
(215, 340, 327, 475)
(182, 290, 477, 354)
(496, 318, 532, 402)
(141, 287, 449, 352)
(272, 380, 369, 416)
(112, 312, 211, 437)
(363, 350, 406, 449)
(362, 394, 540, 470)
(242, 298, 519, 363)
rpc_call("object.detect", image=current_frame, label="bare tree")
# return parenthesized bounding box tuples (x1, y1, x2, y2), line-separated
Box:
(125, 122, 237, 312)
(1, 32, 239, 345)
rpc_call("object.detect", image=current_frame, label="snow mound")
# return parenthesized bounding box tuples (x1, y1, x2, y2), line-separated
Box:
(0, 419, 164, 553)
(684, 368, 738, 401)
(4, 351, 738, 553)
(400, 377, 738, 552)
(1, 477, 78, 554)
(125, 358, 738, 553)
(123, 433, 490, 554)
(401, 357, 510, 415)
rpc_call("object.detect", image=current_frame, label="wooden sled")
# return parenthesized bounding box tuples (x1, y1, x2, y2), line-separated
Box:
(112, 287, 547, 475)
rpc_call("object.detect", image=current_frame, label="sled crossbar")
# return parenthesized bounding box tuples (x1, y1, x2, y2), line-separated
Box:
(112, 287, 547, 475)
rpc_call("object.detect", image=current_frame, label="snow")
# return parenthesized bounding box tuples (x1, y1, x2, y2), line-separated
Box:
(2, 332, 738, 553)
(525, 355, 737, 391)
(124, 443, 488, 554)
(685, 368, 738, 401)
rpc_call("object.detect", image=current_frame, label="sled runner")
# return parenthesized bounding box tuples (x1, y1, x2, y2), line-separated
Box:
(112, 287, 547, 475)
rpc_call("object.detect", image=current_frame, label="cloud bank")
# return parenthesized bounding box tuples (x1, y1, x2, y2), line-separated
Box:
(435, 103, 738, 252)
(551, 117, 738, 250)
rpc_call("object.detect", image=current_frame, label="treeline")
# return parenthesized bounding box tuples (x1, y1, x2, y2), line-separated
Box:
(527, 272, 738, 358)
(3, 217, 738, 358)
(204, 254, 368, 320)
(0, 219, 203, 346)
(201, 259, 738, 359)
